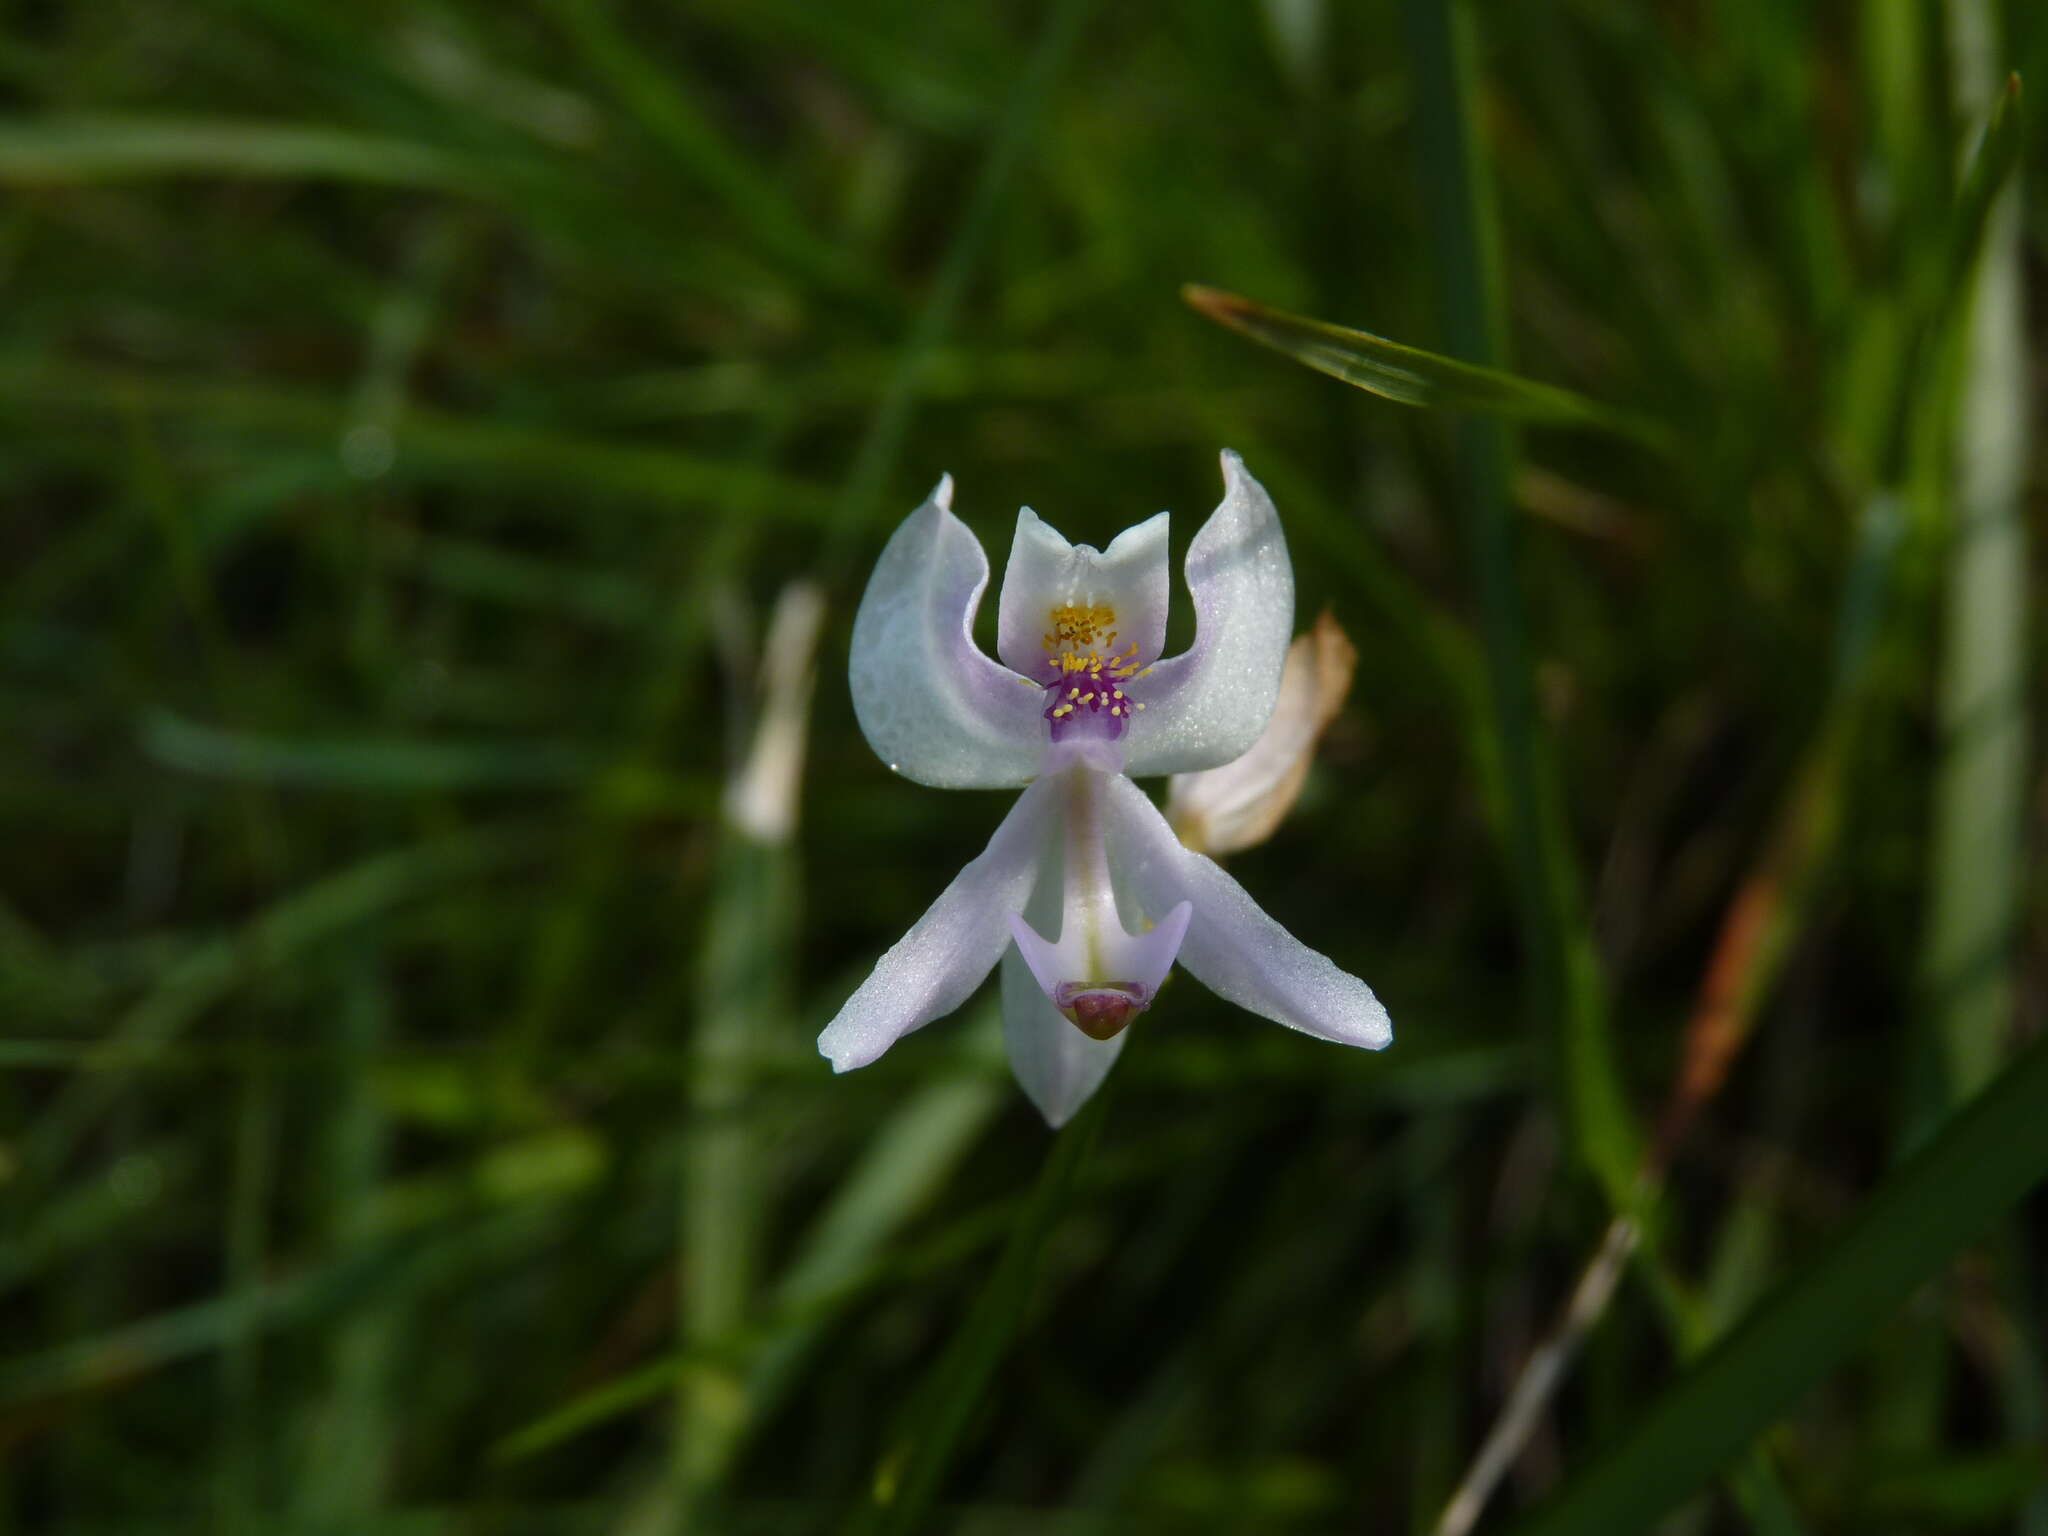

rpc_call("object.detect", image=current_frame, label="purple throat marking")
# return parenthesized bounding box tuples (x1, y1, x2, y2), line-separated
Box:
(1039, 651, 1144, 743)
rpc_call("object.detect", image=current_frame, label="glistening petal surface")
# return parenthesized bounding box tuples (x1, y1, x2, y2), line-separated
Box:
(1100, 773, 1392, 1050)
(995, 508, 1172, 673)
(849, 477, 1048, 788)
(818, 777, 1058, 1071)
(1120, 451, 1295, 777)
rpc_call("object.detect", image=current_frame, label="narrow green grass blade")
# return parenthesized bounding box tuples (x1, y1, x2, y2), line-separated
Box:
(685, 0, 995, 132)
(491, 1041, 1002, 1468)
(0, 365, 841, 524)
(677, 833, 797, 1497)
(1862, 0, 1949, 262)
(379, 530, 657, 628)
(219, 1011, 281, 1532)
(0, 1211, 556, 1409)
(1867, 71, 2026, 489)
(0, 1144, 197, 1295)
(22, 828, 546, 1179)
(1183, 285, 1672, 452)
(1940, 74, 2024, 305)
(121, 399, 291, 888)
(1730, 1449, 1816, 1536)
(1510, 1032, 2048, 1536)
(500, 407, 793, 1056)
(851, 1089, 1109, 1535)
(141, 710, 602, 793)
(1863, 1447, 2048, 1526)
(490, 1177, 1017, 1463)
(720, 1058, 1005, 1478)
(536, 0, 873, 302)
(1922, 61, 2028, 1103)
(491, 1354, 699, 1467)
(0, 116, 474, 187)
(297, 962, 398, 1527)
(1397, 0, 1640, 1205)
(1928, 31, 2041, 1530)
(0, 115, 785, 304)
(825, 0, 1098, 570)
(487, 1041, 1521, 1467)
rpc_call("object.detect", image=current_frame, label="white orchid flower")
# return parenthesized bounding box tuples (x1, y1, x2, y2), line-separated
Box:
(818, 451, 1392, 1125)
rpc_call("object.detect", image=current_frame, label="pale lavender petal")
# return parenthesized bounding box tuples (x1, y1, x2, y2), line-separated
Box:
(1000, 924, 1126, 1127)
(995, 508, 1171, 674)
(850, 477, 1050, 789)
(1100, 774, 1392, 1050)
(1005, 912, 1069, 1000)
(818, 777, 1058, 1071)
(1009, 901, 1191, 1000)
(1123, 901, 1192, 993)
(1120, 451, 1295, 778)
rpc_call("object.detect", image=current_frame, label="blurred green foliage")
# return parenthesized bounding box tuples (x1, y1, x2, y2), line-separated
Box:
(1, 2, 2044, 1532)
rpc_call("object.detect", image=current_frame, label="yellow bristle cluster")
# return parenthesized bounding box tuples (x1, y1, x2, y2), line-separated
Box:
(1041, 605, 1149, 682)
(1036, 602, 1151, 731)
(1042, 603, 1118, 653)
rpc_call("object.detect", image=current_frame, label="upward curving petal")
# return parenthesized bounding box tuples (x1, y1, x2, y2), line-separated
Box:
(996, 508, 1171, 673)
(1100, 773, 1392, 1050)
(850, 478, 1051, 788)
(1120, 451, 1295, 778)
(819, 777, 1059, 1072)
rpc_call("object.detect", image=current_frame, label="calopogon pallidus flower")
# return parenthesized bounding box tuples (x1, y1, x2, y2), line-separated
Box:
(819, 451, 1392, 1125)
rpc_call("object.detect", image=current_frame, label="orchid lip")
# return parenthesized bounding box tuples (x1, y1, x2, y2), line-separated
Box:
(1053, 982, 1150, 1040)
(1008, 881, 1193, 1043)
